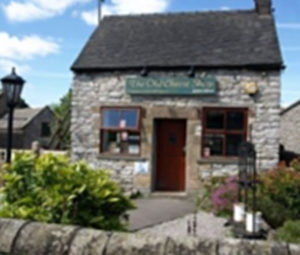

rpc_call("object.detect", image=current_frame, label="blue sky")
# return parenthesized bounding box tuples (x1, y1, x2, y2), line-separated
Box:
(0, 0, 299, 107)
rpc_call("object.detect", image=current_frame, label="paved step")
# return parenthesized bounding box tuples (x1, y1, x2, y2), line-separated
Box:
(128, 198, 195, 231)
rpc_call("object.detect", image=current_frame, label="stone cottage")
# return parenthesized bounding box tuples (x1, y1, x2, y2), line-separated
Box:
(71, 0, 283, 194)
(280, 100, 300, 154)
(0, 107, 54, 150)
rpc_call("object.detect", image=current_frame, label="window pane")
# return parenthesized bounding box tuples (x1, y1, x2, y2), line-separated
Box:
(101, 131, 121, 154)
(204, 134, 224, 156)
(227, 111, 245, 130)
(102, 109, 120, 128)
(41, 122, 51, 137)
(206, 111, 224, 129)
(127, 133, 140, 154)
(122, 109, 139, 128)
(226, 134, 244, 156)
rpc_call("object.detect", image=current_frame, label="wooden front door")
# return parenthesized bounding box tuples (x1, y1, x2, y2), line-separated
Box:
(155, 119, 186, 191)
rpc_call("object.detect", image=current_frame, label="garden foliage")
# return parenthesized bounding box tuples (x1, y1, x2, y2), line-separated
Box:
(198, 159, 300, 242)
(211, 176, 239, 216)
(198, 176, 239, 217)
(277, 220, 300, 244)
(0, 152, 134, 231)
(197, 176, 225, 213)
(257, 164, 300, 229)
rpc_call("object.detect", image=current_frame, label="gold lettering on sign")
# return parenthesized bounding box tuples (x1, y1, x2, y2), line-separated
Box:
(126, 77, 218, 95)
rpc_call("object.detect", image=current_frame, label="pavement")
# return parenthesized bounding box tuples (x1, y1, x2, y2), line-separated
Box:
(128, 198, 196, 231)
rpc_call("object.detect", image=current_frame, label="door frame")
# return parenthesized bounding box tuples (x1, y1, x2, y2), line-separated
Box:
(151, 118, 187, 192)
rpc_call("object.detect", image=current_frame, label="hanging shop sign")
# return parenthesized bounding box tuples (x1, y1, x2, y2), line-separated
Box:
(126, 76, 218, 95)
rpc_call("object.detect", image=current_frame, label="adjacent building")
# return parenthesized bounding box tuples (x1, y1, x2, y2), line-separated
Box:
(71, 0, 283, 194)
(0, 107, 54, 150)
(280, 100, 300, 154)
(0, 93, 7, 118)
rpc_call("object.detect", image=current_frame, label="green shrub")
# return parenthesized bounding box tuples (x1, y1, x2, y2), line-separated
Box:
(0, 152, 134, 231)
(211, 176, 238, 217)
(197, 176, 226, 213)
(277, 220, 300, 244)
(197, 163, 300, 229)
(291, 159, 300, 173)
(257, 167, 300, 229)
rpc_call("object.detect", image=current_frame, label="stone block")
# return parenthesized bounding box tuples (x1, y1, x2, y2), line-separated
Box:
(270, 242, 289, 255)
(165, 236, 217, 255)
(69, 228, 109, 255)
(289, 244, 300, 255)
(12, 222, 78, 255)
(134, 174, 151, 189)
(0, 218, 27, 254)
(218, 238, 271, 255)
(106, 232, 166, 255)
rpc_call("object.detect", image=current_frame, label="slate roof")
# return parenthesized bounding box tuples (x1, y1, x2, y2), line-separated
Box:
(0, 107, 45, 130)
(281, 99, 300, 115)
(72, 10, 283, 72)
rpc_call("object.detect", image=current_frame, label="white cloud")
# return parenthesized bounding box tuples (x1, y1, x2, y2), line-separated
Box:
(0, 31, 59, 74)
(220, 6, 231, 11)
(0, 32, 59, 60)
(0, 59, 31, 75)
(3, 0, 91, 22)
(277, 23, 300, 29)
(81, 0, 171, 26)
(81, 9, 98, 26)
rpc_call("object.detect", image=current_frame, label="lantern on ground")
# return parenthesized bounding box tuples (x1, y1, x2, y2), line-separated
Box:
(233, 141, 263, 238)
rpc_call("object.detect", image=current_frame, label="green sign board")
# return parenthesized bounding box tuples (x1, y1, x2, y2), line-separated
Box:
(126, 76, 218, 95)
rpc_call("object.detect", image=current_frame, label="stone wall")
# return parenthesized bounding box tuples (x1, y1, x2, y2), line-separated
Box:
(280, 102, 300, 154)
(71, 70, 281, 193)
(0, 218, 299, 255)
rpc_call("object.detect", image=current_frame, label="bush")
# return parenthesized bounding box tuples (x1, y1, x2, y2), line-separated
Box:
(257, 167, 300, 229)
(0, 152, 134, 231)
(291, 159, 300, 173)
(277, 220, 300, 244)
(197, 176, 225, 212)
(211, 176, 239, 217)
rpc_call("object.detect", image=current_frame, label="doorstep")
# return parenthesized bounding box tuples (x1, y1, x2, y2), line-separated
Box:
(150, 192, 188, 199)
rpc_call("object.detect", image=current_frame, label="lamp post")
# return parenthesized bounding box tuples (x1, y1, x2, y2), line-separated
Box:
(1, 68, 25, 163)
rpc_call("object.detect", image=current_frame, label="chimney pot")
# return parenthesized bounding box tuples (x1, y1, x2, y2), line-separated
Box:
(255, 0, 272, 15)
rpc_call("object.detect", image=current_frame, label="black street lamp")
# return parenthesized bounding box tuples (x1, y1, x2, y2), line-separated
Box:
(1, 68, 25, 163)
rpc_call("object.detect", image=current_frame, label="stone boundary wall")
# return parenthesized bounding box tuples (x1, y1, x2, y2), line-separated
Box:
(0, 219, 300, 255)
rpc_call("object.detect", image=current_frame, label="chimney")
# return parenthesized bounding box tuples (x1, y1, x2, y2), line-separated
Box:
(98, 0, 102, 25)
(255, 0, 272, 15)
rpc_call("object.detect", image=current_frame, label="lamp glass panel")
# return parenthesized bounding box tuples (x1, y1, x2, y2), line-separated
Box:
(12, 84, 23, 105)
(2, 82, 23, 106)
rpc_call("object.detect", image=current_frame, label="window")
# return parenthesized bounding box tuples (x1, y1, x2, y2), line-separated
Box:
(41, 122, 51, 137)
(0, 150, 6, 161)
(100, 107, 141, 155)
(202, 108, 248, 157)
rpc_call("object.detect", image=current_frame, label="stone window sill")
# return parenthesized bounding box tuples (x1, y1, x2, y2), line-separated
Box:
(198, 157, 238, 165)
(98, 154, 148, 161)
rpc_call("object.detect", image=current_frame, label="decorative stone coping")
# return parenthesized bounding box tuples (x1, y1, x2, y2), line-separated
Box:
(0, 218, 299, 255)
